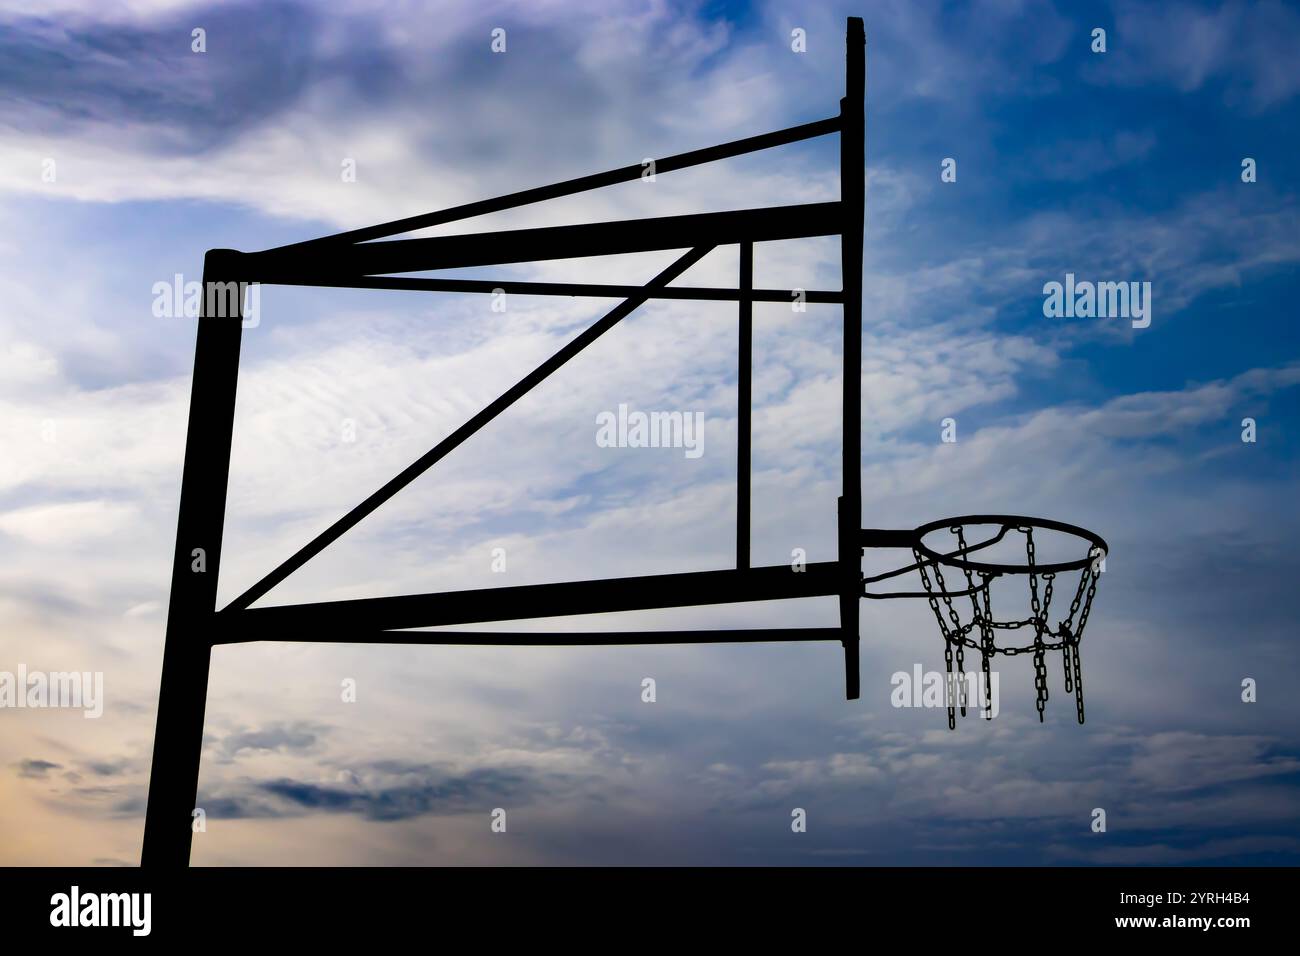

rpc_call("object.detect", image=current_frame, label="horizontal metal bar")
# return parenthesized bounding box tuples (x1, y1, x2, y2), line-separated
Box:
(257, 116, 843, 254)
(859, 528, 918, 549)
(217, 627, 845, 647)
(247, 203, 841, 277)
(249, 273, 844, 304)
(862, 585, 989, 600)
(225, 246, 713, 614)
(218, 562, 843, 641)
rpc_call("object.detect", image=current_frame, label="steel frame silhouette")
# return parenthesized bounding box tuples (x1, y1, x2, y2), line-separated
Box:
(142, 18, 867, 866)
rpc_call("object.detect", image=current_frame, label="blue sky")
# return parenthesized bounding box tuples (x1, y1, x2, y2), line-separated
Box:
(1, 0, 1299, 865)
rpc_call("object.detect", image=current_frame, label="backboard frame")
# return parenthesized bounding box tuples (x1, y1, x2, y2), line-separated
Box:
(141, 17, 866, 867)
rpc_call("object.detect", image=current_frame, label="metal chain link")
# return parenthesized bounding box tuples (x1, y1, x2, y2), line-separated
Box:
(915, 546, 958, 730)
(977, 566, 995, 719)
(1023, 528, 1048, 723)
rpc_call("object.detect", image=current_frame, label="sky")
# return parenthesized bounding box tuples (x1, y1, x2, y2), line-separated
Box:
(1, 0, 1299, 866)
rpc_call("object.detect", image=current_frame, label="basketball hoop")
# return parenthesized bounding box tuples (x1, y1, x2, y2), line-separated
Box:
(861, 516, 1106, 729)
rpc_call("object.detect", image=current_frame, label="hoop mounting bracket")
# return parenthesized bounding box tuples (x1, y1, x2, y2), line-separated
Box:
(859, 528, 919, 550)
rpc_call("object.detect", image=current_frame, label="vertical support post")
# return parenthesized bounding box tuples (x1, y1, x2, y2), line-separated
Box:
(141, 249, 246, 866)
(838, 17, 865, 700)
(737, 241, 753, 570)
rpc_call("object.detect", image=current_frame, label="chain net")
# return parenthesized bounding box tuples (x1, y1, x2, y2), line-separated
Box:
(912, 524, 1101, 729)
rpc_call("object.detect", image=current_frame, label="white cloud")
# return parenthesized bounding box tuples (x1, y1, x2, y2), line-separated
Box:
(0, 500, 139, 547)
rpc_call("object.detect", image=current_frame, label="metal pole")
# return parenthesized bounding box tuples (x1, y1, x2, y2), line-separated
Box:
(839, 17, 865, 700)
(738, 241, 753, 569)
(141, 250, 245, 866)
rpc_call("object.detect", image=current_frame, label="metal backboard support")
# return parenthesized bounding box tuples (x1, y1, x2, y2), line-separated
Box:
(142, 18, 866, 866)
